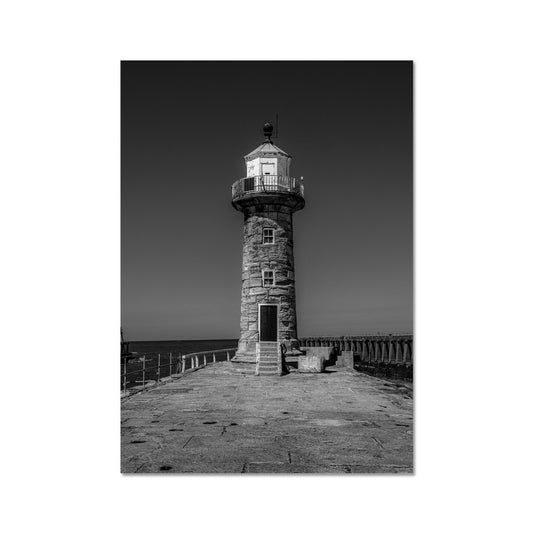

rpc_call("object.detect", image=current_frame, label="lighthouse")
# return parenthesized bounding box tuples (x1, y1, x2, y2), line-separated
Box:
(231, 123, 305, 375)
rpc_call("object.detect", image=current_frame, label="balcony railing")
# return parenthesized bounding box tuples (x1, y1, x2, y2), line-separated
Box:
(232, 175, 304, 201)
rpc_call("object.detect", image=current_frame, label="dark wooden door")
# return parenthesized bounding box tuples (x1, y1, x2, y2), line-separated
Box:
(259, 305, 278, 341)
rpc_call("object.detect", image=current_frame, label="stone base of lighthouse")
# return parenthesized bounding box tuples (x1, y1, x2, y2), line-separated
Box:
(232, 203, 300, 368)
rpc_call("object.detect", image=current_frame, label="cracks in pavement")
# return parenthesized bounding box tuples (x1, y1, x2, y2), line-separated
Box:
(371, 436, 385, 449)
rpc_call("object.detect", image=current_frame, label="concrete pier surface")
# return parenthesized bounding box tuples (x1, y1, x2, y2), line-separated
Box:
(121, 363, 413, 474)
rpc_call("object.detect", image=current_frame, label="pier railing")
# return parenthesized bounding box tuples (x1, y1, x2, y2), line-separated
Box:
(120, 336, 413, 393)
(121, 347, 237, 395)
(299, 335, 413, 379)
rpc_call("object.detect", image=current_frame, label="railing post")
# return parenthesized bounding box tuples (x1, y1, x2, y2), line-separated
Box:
(227, 351, 230, 361)
(142, 356, 146, 390)
(122, 359, 127, 393)
(157, 353, 161, 383)
(181, 354, 185, 374)
(203, 354, 206, 366)
(212, 352, 215, 364)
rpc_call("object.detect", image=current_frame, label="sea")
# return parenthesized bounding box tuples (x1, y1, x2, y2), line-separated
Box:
(128, 339, 238, 357)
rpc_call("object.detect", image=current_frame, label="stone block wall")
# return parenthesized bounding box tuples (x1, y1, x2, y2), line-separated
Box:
(297, 355, 325, 373)
(237, 203, 298, 356)
(300, 346, 334, 362)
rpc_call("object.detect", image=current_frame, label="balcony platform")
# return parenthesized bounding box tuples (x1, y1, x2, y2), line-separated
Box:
(231, 175, 305, 212)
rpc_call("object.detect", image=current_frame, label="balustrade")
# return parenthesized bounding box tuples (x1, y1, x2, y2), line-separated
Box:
(298, 335, 413, 378)
(231, 175, 304, 201)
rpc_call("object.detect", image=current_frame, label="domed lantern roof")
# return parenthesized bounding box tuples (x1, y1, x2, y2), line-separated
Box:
(244, 142, 290, 160)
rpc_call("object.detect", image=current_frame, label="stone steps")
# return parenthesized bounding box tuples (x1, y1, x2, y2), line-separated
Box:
(256, 342, 282, 376)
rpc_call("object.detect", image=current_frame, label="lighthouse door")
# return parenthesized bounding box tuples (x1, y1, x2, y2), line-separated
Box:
(261, 162, 274, 173)
(260, 162, 276, 190)
(259, 305, 278, 342)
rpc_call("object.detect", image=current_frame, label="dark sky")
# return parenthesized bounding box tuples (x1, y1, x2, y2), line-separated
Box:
(121, 61, 413, 341)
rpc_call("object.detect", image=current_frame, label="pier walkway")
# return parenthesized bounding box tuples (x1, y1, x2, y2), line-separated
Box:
(121, 362, 413, 473)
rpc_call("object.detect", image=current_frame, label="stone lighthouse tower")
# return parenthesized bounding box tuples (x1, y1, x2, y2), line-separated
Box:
(231, 123, 305, 375)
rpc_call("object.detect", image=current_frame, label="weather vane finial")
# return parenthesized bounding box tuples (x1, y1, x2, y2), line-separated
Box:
(263, 122, 274, 142)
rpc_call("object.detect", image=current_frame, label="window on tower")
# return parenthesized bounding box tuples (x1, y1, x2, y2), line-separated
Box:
(262, 270, 275, 287)
(263, 227, 274, 244)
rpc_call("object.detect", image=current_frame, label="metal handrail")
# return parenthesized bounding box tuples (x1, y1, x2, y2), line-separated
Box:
(231, 175, 304, 200)
(121, 347, 237, 395)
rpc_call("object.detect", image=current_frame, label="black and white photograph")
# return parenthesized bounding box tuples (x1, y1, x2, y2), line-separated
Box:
(121, 61, 413, 473)
(3, 1, 533, 531)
